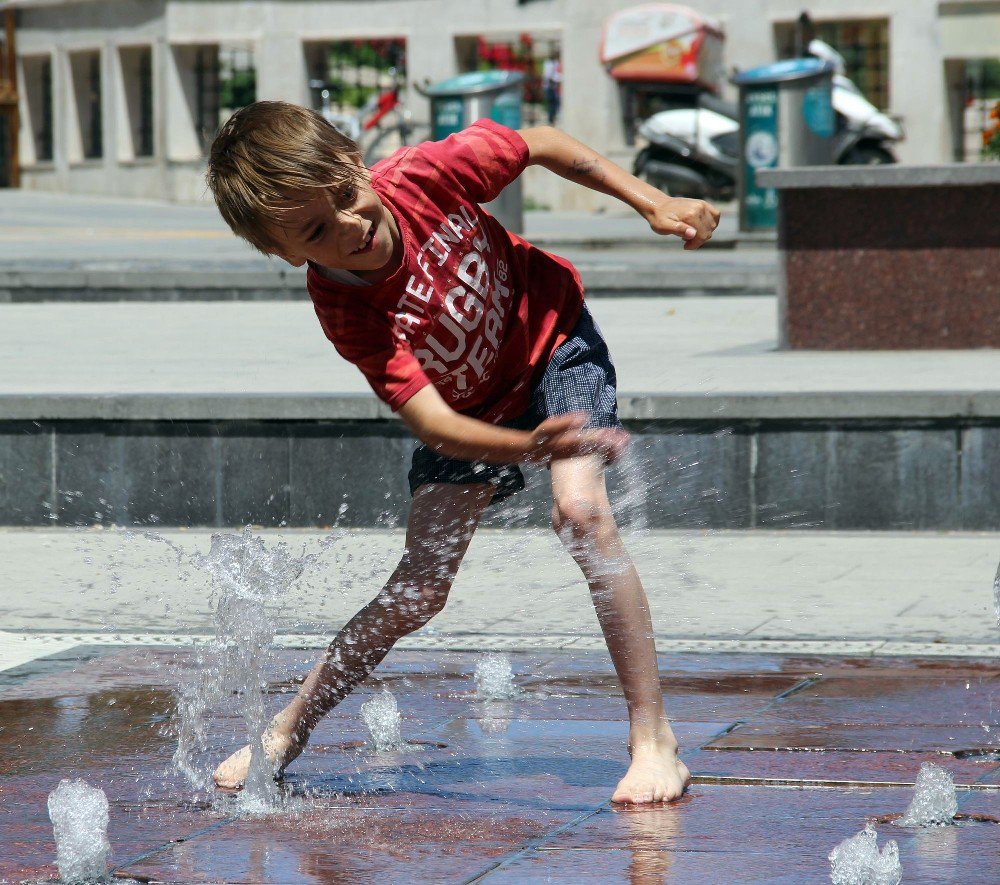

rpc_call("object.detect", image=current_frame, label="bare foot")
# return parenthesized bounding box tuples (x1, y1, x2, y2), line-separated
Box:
(213, 727, 305, 789)
(611, 742, 691, 804)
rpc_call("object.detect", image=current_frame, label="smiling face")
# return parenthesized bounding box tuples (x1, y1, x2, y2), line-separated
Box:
(269, 172, 403, 282)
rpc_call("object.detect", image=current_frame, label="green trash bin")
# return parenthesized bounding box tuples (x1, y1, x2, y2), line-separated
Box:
(731, 58, 836, 232)
(420, 71, 526, 233)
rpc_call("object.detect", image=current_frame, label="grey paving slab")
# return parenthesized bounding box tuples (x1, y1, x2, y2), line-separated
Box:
(1, 528, 998, 647)
(5, 298, 1000, 421)
(0, 191, 768, 300)
(0, 190, 742, 264)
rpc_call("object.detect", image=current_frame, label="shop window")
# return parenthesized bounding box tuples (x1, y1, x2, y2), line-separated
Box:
(304, 38, 420, 162)
(0, 12, 16, 185)
(774, 18, 889, 110)
(192, 45, 219, 155)
(120, 46, 153, 159)
(304, 39, 406, 125)
(22, 54, 53, 163)
(70, 49, 102, 160)
(455, 33, 562, 126)
(964, 58, 1000, 161)
(218, 45, 255, 121)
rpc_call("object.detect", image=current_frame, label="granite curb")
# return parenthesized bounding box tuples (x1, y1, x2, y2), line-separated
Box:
(3, 390, 1000, 422)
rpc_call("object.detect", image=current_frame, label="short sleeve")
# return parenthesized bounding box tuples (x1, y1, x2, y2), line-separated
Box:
(313, 303, 432, 411)
(418, 119, 529, 205)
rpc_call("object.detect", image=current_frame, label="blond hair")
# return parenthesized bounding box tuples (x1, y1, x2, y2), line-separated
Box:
(206, 101, 364, 254)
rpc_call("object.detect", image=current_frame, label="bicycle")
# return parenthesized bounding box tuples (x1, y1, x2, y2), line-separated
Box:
(309, 80, 431, 165)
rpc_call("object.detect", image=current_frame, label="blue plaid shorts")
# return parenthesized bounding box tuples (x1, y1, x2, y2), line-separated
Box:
(408, 304, 622, 503)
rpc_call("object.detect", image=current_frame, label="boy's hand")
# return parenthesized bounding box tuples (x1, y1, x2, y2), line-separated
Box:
(528, 413, 630, 464)
(645, 197, 721, 251)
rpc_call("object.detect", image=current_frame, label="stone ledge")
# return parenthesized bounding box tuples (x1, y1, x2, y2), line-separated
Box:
(0, 265, 777, 300)
(758, 163, 1000, 189)
(3, 390, 1000, 422)
(0, 393, 395, 421)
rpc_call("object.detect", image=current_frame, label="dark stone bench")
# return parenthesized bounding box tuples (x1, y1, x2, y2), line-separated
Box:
(758, 165, 1000, 349)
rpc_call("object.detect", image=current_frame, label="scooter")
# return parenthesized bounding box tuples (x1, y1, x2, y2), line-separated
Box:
(633, 40, 904, 201)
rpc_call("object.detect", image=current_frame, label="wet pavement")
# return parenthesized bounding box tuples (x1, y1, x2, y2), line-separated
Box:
(2, 647, 999, 883)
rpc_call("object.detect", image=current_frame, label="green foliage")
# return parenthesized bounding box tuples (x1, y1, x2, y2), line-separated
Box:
(523, 196, 551, 211)
(220, 68, 256, 110)
(328, 82, 376, 110)
(983, 127, 1000, 161)
(969, 59, 1000, 99)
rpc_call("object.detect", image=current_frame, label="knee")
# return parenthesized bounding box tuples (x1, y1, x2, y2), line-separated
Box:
(379, 579, 451, 635)
(551, 492, 614, 543)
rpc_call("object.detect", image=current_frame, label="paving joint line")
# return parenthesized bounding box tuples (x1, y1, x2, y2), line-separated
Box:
(690, 775, 1000, 791)
(463, 804, 607, 883)
(113, 816, 237, 878)
(773, 675, 823, 702)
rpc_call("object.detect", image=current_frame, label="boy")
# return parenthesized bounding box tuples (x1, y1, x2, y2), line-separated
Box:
(207, 101, 718, 804)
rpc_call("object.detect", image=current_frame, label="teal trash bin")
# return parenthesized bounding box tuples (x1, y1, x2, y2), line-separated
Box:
(421, 71, 526, 233)
(731, 58, 835, 232)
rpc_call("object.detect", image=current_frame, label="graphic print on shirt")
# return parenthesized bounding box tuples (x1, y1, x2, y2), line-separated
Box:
(307, 120, 585, 422)
(391, 205, 514, 403)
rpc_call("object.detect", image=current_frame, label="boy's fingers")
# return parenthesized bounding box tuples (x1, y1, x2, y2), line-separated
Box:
(565, 428, 631, 463)
(659, 216, 696, 239)
(535, 412, 587, 440)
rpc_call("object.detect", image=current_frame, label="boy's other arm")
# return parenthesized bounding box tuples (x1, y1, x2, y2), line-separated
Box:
(519, 126, 720, 251)
(397, 385, 628, 465)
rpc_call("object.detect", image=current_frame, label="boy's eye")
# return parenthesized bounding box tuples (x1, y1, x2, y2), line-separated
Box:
(307, 223, 325, 243)
(340, 184, 357, 204)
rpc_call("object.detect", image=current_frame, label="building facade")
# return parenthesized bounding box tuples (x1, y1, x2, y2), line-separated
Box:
(2, 0, 998, 208)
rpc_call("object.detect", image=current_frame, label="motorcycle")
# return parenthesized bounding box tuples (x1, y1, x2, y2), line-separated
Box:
(633, 39, 905, 202)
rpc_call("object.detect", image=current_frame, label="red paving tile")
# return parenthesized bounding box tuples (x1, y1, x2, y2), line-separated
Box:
(706, 723, 997, 753)
(5, 648, 1000, 882)
(744, 675, 1000, 727)
(121, 795, 576, 884)
(689, 748, 999, 786)
(480, 785, 1000, 884)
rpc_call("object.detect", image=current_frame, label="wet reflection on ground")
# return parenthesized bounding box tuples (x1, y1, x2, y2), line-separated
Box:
(1, 648, 999, 883)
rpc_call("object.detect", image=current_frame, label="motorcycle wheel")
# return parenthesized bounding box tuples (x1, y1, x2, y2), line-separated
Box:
(840, 144, 895, 165)
(632, 146, 650, 176)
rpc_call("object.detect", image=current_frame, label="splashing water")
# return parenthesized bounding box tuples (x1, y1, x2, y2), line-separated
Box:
(993, 557, 1000, 628)
(47, 779, 111, 883)
(361, 688, 404, 752)
(614, 444, 649, 533)
(895, 762, 957, 827)
(172, 529, 309, 813)
(474, 652, 521, 699)
(829, 824, 901, 885)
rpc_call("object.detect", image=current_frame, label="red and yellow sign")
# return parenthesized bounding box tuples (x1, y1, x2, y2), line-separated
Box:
(600, 3, 725, 87)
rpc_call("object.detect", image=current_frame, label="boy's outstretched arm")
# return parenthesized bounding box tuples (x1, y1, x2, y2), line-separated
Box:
(519, 126, 720, 250)
(398, 385, 628, 465)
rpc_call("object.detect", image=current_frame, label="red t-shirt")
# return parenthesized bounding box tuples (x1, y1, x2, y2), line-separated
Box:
(307, 119, 584, 424)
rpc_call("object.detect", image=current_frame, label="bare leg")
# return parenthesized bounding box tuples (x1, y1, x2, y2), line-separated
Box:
(550, 455, 690, 804)
(214, 482, 495, 787)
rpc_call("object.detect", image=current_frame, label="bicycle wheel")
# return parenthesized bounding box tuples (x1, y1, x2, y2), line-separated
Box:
(401, 121, 431, 147)
(363, 121, 432, 165)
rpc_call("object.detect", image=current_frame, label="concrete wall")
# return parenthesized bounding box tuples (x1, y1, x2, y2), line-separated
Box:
(8, 0, 980, 205)
(2, 416, 997, 530)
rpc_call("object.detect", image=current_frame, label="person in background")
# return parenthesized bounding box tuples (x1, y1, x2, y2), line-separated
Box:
(542, 49, 563, 125)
